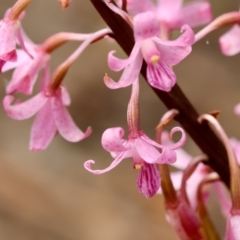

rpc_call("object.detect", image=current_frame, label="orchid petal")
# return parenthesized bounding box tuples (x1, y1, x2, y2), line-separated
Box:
(104, 44, 142, 89)
(135, 138, 162, 163)
(172, 1, 212, 29)
(147, 61, 176, 92)
(6, 61, 38, 95)
(0, 20, 17, 61)
(219, 25, 240, 56)
(51, 93, 91, 142)
(137, 162, 160, 198)
(108, 43, 141, 71)
(157, 0, 182, 20)
(30, 102, 57, 151)
(140, 133, 164, 148)
(2, 49, 30, 72)
(60, 86, 71, 106)
(84, 151, 127, 174)
(214, 181, 231, 218)
(161, 131, 191, 169)
(3, 92, 48, 120)
(169, 127, 187, 150)
(234, 102, 240, 116)
(225, 215, 240, 240)
(157, 147, 177, 164)
(101, 127, 128, 153)
(133, 11, 160, 42)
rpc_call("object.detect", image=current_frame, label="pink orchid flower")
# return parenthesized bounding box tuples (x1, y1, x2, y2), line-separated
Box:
(117, 0, 212, 30)
(219, 25, 240, 56)
(84, 80, 186, 198)
(104, 11, 194, 92)
(84, 126, 186, 198)
(3, 66, 91, 151)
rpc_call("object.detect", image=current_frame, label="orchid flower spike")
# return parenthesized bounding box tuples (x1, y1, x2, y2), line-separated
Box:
(0, 0, 31, 71)
(104, 11, 194, 92)
(84, 80, 186, 198)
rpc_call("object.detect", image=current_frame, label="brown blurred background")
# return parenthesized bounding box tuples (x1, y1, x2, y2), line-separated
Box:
(0, 0, 239, 239)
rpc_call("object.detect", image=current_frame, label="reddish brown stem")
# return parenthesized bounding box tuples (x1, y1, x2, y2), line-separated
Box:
(90, 0, 230, 187)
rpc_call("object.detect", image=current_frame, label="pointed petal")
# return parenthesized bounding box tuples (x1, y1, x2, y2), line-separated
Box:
(108, 43, 141, 71)
(133, 11, 160, 42)
(101, 127, 128, 153)
(172, 1, 212, 29)
(137, 162, 160, 198)
(84, 151, 127, 174)
(3, 92, 48, 120)
(51, 93, 91, 142)
(30, 102, 57, 151)
(219, 25, 240, 56)
(135, 138, 162, 163)
(147, 61, 176, 92)
(104, 44, 142, 89)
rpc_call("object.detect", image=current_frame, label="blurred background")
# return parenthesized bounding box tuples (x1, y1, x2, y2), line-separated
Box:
(0, 0, 239, 239)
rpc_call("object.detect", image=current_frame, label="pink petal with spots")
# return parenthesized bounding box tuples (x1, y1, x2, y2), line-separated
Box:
(147, 61, 176, 92)
(51, 94, 91, 142)
(0, 19, 17, 62)
(101, 127, 128, 153)
(2, 49, 30, 72)
(3, 92, 48, 120)
(30, 101, 57, 151)
(133, 11, 160, 42)
(219, 25, 240, 56)
(6, 52, 50, 95)
(84, 151, 127, 174)
(137, 162, 160, 198)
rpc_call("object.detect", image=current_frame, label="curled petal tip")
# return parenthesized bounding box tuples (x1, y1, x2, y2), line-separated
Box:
(169, 127, 186, 150)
